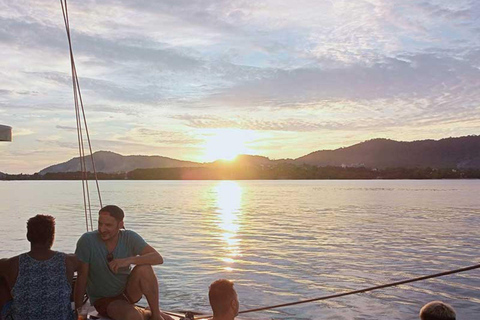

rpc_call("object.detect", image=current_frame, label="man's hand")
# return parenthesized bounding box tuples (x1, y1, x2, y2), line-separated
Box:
(108, 258, 131, 273)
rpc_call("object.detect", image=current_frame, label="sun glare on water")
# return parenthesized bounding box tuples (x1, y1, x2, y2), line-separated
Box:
(202, 128, 255, 162)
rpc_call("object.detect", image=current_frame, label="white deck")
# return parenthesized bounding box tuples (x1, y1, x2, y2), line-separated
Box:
(81, 301, 185, 320)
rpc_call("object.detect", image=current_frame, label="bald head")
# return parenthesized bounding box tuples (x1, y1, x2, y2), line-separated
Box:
(209, 279, 238, 318)
(420, 301, 456, 320)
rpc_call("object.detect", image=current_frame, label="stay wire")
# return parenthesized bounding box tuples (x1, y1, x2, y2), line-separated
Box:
(60, 0, 89, 231)
(61, 0, 101, 230)
(195, 263, 480, 319)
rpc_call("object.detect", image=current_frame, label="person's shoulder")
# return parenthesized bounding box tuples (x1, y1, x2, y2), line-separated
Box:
(1, 255, 19, 265)
(78, 230, 99, 241)
(123, 229, 142, 237)
(120, 230, 141, 237)
(0, 255, 19, 272)
(8, 254, 21, 264)
(64, 253, 79, 268)
(76, 231, 100, 249)
(122, 229, 146, 242)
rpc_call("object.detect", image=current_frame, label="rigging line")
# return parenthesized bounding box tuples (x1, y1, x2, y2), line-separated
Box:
(61, 0, 88, 231)
(64, 1, 93, 232)
(61, 0, 102, 229)
(71, 60, 94, 231)
(74, 65, 94, 231)
(60, 0, 94, 231)
(195, 263, 480, 319)
(61, 0, 87, 231)
(63, 0, 102, 220)
(73, 62, 103, 212)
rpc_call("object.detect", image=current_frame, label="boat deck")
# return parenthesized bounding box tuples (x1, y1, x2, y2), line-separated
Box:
(82, 302, 186, 320)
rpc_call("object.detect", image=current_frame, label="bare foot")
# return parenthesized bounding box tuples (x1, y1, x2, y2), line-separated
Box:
(151, 311, 174, 320)
(136, 306, 152, 320)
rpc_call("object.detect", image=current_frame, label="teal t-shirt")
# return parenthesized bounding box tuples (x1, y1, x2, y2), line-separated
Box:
(75, 230, 148, 304)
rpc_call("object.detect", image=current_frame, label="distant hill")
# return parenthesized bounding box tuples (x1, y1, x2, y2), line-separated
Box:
(37, 135, 480, 175)
(295, 136, 480, 169)
(39, 151, 203, 174)
(211, 154, 273, 166)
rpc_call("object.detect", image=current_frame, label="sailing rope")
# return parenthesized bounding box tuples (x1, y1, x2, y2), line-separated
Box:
(60, 0, 103, 231)
(195, 263, 480, 319)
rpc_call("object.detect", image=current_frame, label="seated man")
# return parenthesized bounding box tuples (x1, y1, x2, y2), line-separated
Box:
(75, 205, 173, 320)
(419, 301, 456, 320)
(0, 214, 77, 320)
(209, 279, 239, 320)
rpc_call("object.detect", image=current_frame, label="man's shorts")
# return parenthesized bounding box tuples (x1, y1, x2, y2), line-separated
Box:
(93, 292, 140, 318)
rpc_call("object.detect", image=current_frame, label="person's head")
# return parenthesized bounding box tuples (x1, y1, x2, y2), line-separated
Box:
(209, 279, 239, 319)
(26, 214, 55, 248)
(98, 205, 124, 241)
(420, 301, 456, 320)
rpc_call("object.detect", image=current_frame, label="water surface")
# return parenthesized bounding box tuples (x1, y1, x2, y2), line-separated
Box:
(1, 180, 479, 319)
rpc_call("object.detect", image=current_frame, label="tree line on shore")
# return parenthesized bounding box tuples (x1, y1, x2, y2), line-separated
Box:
(3, 163, 480, 180)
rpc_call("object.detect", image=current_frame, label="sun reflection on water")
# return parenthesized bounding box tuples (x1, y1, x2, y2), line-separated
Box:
(214, 181, 243, 271)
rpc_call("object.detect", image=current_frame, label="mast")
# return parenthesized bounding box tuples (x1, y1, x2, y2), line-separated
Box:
(0, 124, 12, 142)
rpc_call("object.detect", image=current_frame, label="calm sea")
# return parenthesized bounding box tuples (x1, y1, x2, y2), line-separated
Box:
(1, 180, 479, 319)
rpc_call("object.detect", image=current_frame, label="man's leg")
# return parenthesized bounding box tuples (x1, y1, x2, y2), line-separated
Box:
(106, 300, 145, 320)
(125, 265, 173, 320)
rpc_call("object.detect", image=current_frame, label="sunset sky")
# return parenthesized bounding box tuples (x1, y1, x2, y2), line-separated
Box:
(1, 0, 480, 173)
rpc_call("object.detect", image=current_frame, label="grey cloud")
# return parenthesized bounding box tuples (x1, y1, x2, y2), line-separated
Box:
(205, 53, 480, 105)
(56, 125, 77, 131)
(0, 16, 203, 72)
(173, 114, 401, 132)
(90, 139, 199, 155)
(416, 2, 474, 21)
(132, 128, 202, 145)
(35, 71, 167, 105)
(35, 139, 77, 149)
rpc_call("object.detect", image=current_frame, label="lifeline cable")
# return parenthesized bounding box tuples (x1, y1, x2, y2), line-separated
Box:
(195, 263, 480, 319)
(60, 0, 103, 231)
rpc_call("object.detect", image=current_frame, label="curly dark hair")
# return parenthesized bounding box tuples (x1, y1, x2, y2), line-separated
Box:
(27, 215, 55, 247)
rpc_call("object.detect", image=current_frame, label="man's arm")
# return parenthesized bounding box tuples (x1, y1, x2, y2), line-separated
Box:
(74, 261, 89, 310)
(109, 245, 163, 273)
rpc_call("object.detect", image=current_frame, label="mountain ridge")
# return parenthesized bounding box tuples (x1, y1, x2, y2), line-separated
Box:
(37, 135, 480, 174)
(39, 150, 203, 175)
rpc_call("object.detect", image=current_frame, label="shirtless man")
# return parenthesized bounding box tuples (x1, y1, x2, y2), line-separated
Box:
(74, 205, 173, 320)
(209, 279, 239, 320)
(419, 301, 456, 320)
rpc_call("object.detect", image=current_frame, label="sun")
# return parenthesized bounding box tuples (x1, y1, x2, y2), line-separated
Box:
(202, 129, 255, 162)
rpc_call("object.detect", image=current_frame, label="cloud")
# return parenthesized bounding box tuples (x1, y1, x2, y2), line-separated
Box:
(2, 0, 480, 173)
(200, 53, 480, 123)
(118, 127, 202, 145)
(56, 125, 77, 131)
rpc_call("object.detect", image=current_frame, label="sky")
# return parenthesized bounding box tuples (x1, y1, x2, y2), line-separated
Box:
(1, 0, 480, 173)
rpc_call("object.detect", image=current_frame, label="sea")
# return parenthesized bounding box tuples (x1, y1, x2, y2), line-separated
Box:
(0, 180, 479, 320)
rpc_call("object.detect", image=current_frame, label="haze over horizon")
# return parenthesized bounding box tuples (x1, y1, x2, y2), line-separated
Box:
(1, 1, 480, 174)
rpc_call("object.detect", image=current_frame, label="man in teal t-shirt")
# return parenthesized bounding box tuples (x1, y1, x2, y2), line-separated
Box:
(74, 205, 173, 320)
